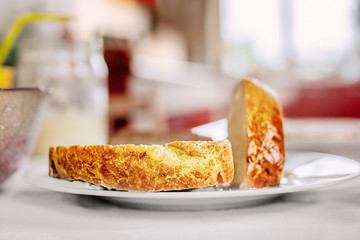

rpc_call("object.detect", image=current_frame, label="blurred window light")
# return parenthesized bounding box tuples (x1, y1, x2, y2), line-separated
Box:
(292, 0, 354, 66)
(220, 0, 285, 75)
(220, 0, 357, 77)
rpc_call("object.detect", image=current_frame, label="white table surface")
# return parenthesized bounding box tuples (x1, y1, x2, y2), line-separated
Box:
(1, 145, 360, 240)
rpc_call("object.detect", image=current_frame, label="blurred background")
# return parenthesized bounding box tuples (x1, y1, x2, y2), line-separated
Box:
(1, 0, 360, 157)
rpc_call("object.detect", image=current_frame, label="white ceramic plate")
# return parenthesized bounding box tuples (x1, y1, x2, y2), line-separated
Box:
(24, 151, 360, 211)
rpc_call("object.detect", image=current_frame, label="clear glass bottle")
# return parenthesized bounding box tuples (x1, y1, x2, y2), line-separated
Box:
(16, 37, 109, 156)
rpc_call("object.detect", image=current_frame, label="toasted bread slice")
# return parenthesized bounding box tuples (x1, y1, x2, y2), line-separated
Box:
(49, 140, 234, 192)
(228, 78, 285, 187)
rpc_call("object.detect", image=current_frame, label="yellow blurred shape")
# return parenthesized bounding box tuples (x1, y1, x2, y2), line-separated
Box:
(0, 13, 71, 65)
(0, 66, 14, 88)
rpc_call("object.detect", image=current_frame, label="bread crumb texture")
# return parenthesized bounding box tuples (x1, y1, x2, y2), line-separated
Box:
(49, 140, 234, 192)
(245, 80, 285, 187)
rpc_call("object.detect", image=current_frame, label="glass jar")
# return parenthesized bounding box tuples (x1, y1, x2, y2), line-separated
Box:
(16, 38, 108, 156)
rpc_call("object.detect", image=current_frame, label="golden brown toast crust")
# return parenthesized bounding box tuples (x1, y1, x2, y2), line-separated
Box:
(109, 129, 211, 145)
(244, 79, 285, 187)
(49, 140, 234, 192)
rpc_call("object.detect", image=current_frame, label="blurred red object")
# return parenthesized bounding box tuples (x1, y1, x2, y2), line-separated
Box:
(104, 38, 132, 135)
(137, 0, 156, 9)
(104, 38, 131, 95)
(283, 82, 360, 118)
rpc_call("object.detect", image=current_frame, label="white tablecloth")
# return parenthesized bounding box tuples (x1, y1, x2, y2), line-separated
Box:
(1, 146, 360, 240)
